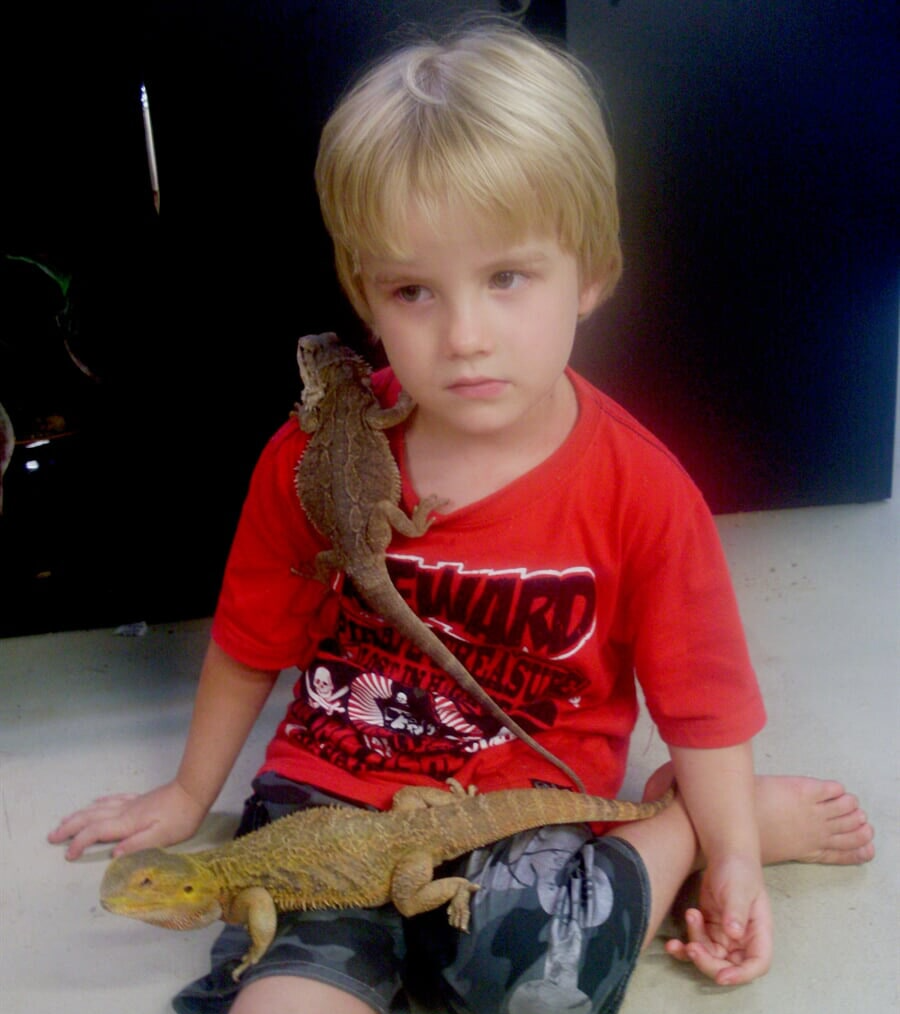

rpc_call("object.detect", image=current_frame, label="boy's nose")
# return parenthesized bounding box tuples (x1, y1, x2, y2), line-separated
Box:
(442, 302, 491, 358)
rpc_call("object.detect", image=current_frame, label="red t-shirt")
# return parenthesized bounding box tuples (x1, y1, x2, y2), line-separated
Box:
(212, 368, 765, 809)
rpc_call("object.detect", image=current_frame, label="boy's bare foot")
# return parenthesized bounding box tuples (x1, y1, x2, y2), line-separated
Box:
(643, 763, 875, 867)
(755, 775, 876, 865)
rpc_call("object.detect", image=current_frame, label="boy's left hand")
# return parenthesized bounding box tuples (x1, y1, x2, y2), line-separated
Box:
(665, 854, 773, 986)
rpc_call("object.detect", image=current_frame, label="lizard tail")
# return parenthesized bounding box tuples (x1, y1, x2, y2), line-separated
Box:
(355, 575, 587, 793)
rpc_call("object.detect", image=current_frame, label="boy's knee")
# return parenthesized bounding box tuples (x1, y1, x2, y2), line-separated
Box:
(231, 975, 378, 1014)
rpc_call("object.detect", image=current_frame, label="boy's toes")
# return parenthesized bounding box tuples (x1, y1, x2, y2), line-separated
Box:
(758, 775, 876, 866)
(812, 779, 847, 803)
(828, 804, 869, 835)
(820, 789, 859, 816)
(802, 819, 876, 865)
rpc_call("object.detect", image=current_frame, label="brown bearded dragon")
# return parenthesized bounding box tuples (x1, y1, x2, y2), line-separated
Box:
(100, 780, 674, 980)
(293, 332, 586, 793)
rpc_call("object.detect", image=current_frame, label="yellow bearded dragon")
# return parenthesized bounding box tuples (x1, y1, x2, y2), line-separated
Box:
(100, 780, 673, 980)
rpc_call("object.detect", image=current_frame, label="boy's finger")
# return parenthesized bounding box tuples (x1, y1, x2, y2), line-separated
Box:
(684, 908, 729, 957)
(664, 939, 694, 963)
(715, 953, 769, 986)
(677, 936, 766, 987)
(48, 812, 94, 844)
(665, 908, 726, 968)
(63, 814, 143, 861)
(48, 794, 140, 843)
(683, 941, 733, 982)
(63, 827, 109, 861)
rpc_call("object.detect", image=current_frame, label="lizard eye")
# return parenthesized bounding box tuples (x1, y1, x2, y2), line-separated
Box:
(139, 876, 153, 888)
(183, 884, 194, 894)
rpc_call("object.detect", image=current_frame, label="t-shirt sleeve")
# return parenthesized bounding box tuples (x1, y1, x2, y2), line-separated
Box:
(211, 421, 338, 671)
(624, 472, 766, 748)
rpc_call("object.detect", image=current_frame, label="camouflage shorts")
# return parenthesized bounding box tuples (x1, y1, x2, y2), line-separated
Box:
(172, 774, 650, 1014)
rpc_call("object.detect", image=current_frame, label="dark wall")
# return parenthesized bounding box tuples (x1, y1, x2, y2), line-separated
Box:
(570, 1, 897, 513)
(0, 2, 895, 636)
(0, 1, 563, 635)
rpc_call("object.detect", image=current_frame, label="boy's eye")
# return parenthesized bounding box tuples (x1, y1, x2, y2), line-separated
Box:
(491, 270, 524, 290)
(395, 284, 428, 303)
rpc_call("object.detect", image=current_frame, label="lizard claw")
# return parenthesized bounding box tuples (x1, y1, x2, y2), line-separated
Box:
(232, 955, 252, 982)
(446, 778, 478, 797)
(447, 883, 479, 931)
(416, 494, 450, 519)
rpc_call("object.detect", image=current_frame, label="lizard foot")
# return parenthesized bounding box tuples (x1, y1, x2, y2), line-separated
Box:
(225, 887, 277, 981)
(446, 777, 478, 797)
(232, 953, 255, 982)
(413, 494, 450, 524)
(446, 882, 480, 932)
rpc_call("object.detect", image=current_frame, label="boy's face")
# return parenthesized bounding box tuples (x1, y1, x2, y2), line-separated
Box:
(359, 204, 602, 449)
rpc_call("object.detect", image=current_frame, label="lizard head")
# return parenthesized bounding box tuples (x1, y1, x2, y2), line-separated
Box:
(297, 332, 371, 410)
(100, 848, 223, 930)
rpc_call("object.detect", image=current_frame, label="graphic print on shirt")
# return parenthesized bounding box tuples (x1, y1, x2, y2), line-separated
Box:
(282, 554, 596, 781)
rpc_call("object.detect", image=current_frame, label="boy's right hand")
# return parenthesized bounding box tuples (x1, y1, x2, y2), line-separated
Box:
(47, 780, 207, 860)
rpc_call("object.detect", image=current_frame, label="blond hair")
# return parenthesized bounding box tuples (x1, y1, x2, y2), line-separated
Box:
(315, 24, 622, 322)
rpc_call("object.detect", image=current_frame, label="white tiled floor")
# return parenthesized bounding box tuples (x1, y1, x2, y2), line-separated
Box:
(2, 477, 898, 1012)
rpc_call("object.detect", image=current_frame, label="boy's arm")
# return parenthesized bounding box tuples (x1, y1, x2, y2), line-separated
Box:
(48, 640, 279, 860)
(667, 741, 773, 985)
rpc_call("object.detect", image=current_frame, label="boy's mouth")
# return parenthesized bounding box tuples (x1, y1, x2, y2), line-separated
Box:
(448, 377, 508, 398)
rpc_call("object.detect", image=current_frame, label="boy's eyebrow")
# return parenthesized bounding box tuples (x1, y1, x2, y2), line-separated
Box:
(366, 268, 420, 285)
(486, 248, 552, 269)
(365, 246, 554, 283)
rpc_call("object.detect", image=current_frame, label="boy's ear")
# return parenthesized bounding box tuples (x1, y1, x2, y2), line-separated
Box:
(577, 277, 606, 320)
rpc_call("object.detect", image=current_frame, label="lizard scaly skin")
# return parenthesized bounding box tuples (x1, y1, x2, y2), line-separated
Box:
(293, 332, 586, 792)
(100, 781, 674, 979)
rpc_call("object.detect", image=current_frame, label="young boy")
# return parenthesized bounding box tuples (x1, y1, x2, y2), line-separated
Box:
(50, 25, 874, 1014)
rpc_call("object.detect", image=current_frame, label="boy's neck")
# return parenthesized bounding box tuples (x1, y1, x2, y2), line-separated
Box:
(402, 371, 579, 513)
